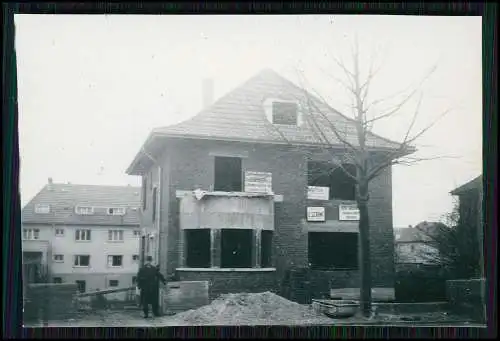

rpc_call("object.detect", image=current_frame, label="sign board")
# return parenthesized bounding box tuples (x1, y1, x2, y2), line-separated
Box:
(307, 207, 326, 222)
(339, 204, 360, 221)
(307, 186, 330, 200)
(244, 171, 273, 193)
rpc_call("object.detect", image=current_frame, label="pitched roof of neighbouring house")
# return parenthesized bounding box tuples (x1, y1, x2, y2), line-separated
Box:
(22, 182, 141, 226)
(394, 221, 446, 243)
(127, 68, 411, 175)
(451, 175, 482, 195)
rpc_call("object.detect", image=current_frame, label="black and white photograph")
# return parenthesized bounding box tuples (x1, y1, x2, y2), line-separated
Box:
(16, 14, 485, 327)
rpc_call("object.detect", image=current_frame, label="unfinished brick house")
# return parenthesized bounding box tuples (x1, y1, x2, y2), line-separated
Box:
(126, 69, 402, 301)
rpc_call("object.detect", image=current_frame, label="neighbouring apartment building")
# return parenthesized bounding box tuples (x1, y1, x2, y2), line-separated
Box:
(450, 175, 484, 277)
(126, 69, 409, 300)
(394, 222, 443, 265)
(21, 179, 142, 299)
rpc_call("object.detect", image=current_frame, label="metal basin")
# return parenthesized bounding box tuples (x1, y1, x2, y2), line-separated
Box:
(312, 299, 358, 318)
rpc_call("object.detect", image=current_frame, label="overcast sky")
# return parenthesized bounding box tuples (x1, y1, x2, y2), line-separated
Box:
(15, 15, 482, 227)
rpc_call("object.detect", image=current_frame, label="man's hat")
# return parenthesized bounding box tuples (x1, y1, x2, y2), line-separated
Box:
(146, 256, 153, 262)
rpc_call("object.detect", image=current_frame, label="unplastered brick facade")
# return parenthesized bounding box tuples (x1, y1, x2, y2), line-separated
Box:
(127, 69, 401, 301)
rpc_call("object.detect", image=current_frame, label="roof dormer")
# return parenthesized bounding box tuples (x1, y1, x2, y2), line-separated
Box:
(263, 98, 303, 127)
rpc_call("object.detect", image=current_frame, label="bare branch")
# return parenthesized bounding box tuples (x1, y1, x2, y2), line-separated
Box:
(331, 54, 355, 86)
(401, 93, 423, 144)
(403, 108, 452, 146)
(364, 87, 420, 126)
(359, 46, 385, 108)
(366, 99, 452, 181)
(294, 70, 360, 182)
(320, 66, 357, 97)
(295, 70, 360, 155)
(364, 64, 438, 124)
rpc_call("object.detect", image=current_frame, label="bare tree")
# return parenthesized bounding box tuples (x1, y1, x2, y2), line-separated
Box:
(270, 37, 453, 317)
(418, 202, 481, 280)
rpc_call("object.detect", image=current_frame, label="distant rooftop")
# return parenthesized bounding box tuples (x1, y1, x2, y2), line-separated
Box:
(22, 180, 141, 226)
(394, 221, 447, 243)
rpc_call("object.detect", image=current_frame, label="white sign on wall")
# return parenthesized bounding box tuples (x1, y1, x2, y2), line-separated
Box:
(307, 186, 330, 200)
(244, 171, 273, 193)
(307, 207, 326, 222)
(339, 204, 360, 221)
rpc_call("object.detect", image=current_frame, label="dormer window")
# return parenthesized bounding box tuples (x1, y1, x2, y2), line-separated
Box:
(107, 207, 126, 216)
(272, 101, 298, 125)
(75, 206, 94, 215)
(35, 204, 50, 214)
(263, 98, 302, 126)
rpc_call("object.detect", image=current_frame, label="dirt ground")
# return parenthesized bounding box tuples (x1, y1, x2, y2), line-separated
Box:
(26, 292, 479, 327)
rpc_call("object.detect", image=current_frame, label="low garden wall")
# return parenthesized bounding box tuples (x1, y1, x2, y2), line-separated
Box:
(446, 278, 485, 323)
(24, 283, 78, 324)
(395, 264, 448, 302)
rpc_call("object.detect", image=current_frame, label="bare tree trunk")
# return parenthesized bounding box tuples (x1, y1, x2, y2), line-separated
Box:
(357, 179, 372, 317)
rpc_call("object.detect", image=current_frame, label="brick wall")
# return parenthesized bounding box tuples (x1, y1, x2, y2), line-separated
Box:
(157, 139, 395, 294)
(177, 270, 278, 300)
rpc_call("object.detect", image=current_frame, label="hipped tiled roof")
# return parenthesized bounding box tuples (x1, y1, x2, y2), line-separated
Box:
(394, 221, 446, 243)
(450, 175, 482, 195)
(127, 69, 409, 174)
(22, 183, 141, 226)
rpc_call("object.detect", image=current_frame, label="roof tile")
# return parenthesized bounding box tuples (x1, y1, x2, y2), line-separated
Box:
(22, 183, 141, 226)
(154, 69, 402, 149)
(128, 68, 410, 174)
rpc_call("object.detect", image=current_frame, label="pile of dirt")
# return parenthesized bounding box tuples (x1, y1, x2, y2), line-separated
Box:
(169, 292, 332, 325)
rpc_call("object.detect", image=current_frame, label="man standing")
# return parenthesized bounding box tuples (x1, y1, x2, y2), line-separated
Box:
(137, 256, 166, 318)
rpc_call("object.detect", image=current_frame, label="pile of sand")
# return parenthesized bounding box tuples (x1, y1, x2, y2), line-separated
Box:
(170, 292, 332, 325)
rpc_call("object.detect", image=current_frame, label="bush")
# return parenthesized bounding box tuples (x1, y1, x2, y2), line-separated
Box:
(395, 265, 448, 302)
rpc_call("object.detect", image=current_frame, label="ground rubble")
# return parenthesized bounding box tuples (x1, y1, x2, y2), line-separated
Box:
(29, 292, 479, 327)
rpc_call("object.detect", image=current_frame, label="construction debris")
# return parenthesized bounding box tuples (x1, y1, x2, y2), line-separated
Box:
(169, 291, 333, 325)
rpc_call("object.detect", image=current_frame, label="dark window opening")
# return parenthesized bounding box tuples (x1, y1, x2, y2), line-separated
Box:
(109, 280, 119, 287)
(185, 229, 211, 268)
(214, 156, 242, 192)
(142, 176, 148, 210)
(272, 102, 298, 125)
(308, 232, 358, 270)
(307, 161, 356, 200)
(108, 255, 123, 267)
(152, 187, 158, 222)
(53, 277, 62, 284)
(74, 255, 90, 267)
(221, 229, 253, 268)
(261, 230, 273, 268)
(76, 280, 86, 293)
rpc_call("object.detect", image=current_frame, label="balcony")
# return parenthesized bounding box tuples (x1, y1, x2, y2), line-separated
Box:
(177, 190, 279, 231)
(175, 189, 280, 272)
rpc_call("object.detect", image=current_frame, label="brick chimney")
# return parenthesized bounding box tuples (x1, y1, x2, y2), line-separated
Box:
(202, 78, 214, 109)
(48, 177, 53, 190)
